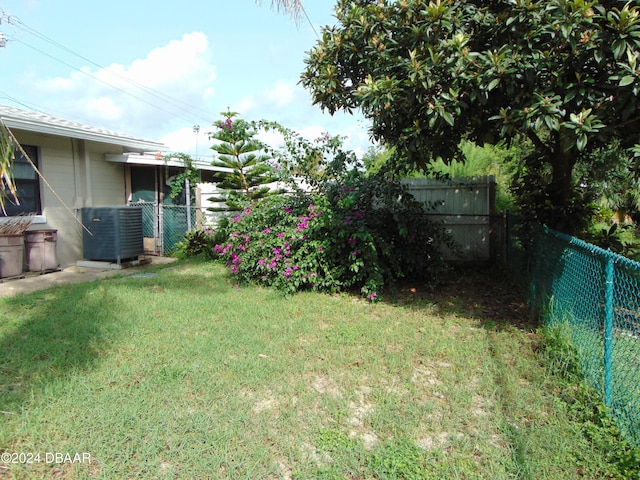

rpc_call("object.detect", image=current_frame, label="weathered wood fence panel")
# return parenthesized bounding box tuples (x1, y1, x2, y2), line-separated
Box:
(403, 176, 497, 264)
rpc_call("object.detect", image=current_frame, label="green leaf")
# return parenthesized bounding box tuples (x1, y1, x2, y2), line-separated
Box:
(487, 78, 500, 91)
(619, 75, 636, 87)
(576, 134, 587, 151)
(612, 39, 627, 59)
(441, 111, 455, 126)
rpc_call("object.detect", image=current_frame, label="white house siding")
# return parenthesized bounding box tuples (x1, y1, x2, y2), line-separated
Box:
(87, 142, 127, 206)
(12, 131, 128, 267)
(37, 136, 84, 267)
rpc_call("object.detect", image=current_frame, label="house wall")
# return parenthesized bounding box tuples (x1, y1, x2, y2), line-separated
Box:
(11, 130, 127, 267)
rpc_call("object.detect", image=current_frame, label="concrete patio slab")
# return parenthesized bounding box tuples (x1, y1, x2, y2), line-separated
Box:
(0, 256, 177, 298)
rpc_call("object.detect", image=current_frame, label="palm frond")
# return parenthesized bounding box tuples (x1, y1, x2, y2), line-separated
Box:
(0, 120, 19, 215)
(256, 0, 304, 23)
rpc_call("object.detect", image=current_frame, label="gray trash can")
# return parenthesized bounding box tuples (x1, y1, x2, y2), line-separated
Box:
(0, 234, 25, 278)
(25, 229, 58, 272)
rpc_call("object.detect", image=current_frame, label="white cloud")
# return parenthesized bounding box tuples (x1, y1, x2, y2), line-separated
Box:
(33, 32, 217, 138)
(20, 29, 372, 159)
(267, 80, 296, 108)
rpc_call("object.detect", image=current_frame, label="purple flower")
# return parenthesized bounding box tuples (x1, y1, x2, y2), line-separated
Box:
(317, 246, 323, 252)
(352, 250, 358, 256)
(278, 232, 285, 238)
(344, 217, 351, 224)
(367, 293, 378, 301)
(285, 207, 293, 214)
(262, 227, 271, 234)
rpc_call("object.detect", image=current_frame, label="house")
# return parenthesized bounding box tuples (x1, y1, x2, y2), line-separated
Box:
(0, 105, 218, 267)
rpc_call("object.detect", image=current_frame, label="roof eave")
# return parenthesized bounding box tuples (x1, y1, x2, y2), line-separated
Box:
(1, 116, 166, 152)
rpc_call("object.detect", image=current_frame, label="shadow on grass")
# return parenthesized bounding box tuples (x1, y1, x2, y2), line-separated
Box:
(0, 268, 232, 415)
(384, 264, 536, 332)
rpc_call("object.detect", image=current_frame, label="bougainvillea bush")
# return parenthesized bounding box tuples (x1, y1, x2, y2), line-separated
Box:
(213, 127, 455, 300)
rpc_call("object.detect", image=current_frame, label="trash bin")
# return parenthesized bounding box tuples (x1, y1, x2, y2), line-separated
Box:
(0, 234, 25, 278)
(25, 229, 58, 272)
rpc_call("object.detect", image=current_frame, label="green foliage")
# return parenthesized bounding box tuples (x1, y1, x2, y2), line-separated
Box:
(214, 130, 454, 299)
(585, 221, 640, 260)
(166, 152, 201, 203)
(362, 144, 394, 176)
(540, 325, 640, 479)
(367, 438, 429, 479)
(581, 140, 640, 224)
(169, 226, 221, 259)
(428, 140, 530, 212)
(208, 110, 278, 212)
(302, 0, 640, 233)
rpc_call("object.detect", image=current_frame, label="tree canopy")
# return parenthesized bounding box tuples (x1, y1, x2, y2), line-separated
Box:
(301, 0, 640, 232)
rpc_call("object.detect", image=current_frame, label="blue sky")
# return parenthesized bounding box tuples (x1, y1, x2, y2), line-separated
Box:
(0, 0, 371, 159)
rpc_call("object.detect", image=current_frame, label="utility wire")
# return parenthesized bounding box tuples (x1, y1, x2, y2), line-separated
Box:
(6, 14, 215, 121)
(10, 37, 209, 125)
(1, 11, 214, 125)
(299, 2, 319, 39)
(0, 4, 320, 132)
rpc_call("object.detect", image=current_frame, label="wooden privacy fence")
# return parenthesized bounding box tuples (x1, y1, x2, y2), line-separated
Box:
(402, 176, 497, 264)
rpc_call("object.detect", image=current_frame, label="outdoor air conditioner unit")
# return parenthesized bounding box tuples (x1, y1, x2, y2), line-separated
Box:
(81, 206, 144, 263)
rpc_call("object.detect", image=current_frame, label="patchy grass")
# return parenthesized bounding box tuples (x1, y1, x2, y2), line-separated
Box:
(0, 261, 637, 479)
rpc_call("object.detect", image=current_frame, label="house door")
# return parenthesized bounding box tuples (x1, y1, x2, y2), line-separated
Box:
(130, 166, 161, 255)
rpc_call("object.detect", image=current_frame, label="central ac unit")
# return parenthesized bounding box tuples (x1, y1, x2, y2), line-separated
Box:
(81, 206, 144, 263)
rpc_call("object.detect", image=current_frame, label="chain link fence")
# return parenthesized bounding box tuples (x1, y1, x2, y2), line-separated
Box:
(129, 202, 228, 255)
(507, 214, 640, 447)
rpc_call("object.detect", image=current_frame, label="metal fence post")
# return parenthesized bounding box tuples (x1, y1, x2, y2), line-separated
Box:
(604, 256, 614, 407)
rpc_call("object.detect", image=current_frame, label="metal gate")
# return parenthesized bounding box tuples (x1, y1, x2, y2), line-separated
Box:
(128, 202, 205, 255)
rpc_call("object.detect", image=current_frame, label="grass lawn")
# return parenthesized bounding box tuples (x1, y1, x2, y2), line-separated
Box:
(0, 260, 631, 479)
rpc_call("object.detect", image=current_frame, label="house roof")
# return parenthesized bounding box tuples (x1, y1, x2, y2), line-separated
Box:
(0, 104, 166, 152)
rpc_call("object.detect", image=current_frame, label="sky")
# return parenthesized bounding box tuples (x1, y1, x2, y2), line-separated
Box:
(0, 0, 372, 161)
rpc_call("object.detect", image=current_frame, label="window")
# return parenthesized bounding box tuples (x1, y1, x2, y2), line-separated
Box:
(3, 145, 41, 216)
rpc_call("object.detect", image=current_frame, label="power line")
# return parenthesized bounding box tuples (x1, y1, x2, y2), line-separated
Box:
(5, 14, 216, 121)
(11, 37, 211, 126)
(0, 10, 215, 126)
(298, 2, 319, 39)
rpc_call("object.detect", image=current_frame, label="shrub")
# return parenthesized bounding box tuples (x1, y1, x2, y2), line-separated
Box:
(213, 131, 454, 299)
(211, 123, 456, 299)
(170, 226, 220, 259)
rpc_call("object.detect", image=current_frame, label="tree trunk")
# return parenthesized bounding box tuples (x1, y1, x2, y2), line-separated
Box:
(548, 150, 578, 233)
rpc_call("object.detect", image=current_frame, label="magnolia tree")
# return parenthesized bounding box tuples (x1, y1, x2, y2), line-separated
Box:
(301, 0, 640, 233)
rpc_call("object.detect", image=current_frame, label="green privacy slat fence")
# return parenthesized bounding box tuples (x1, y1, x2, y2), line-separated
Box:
(507, 215, 640, 447)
